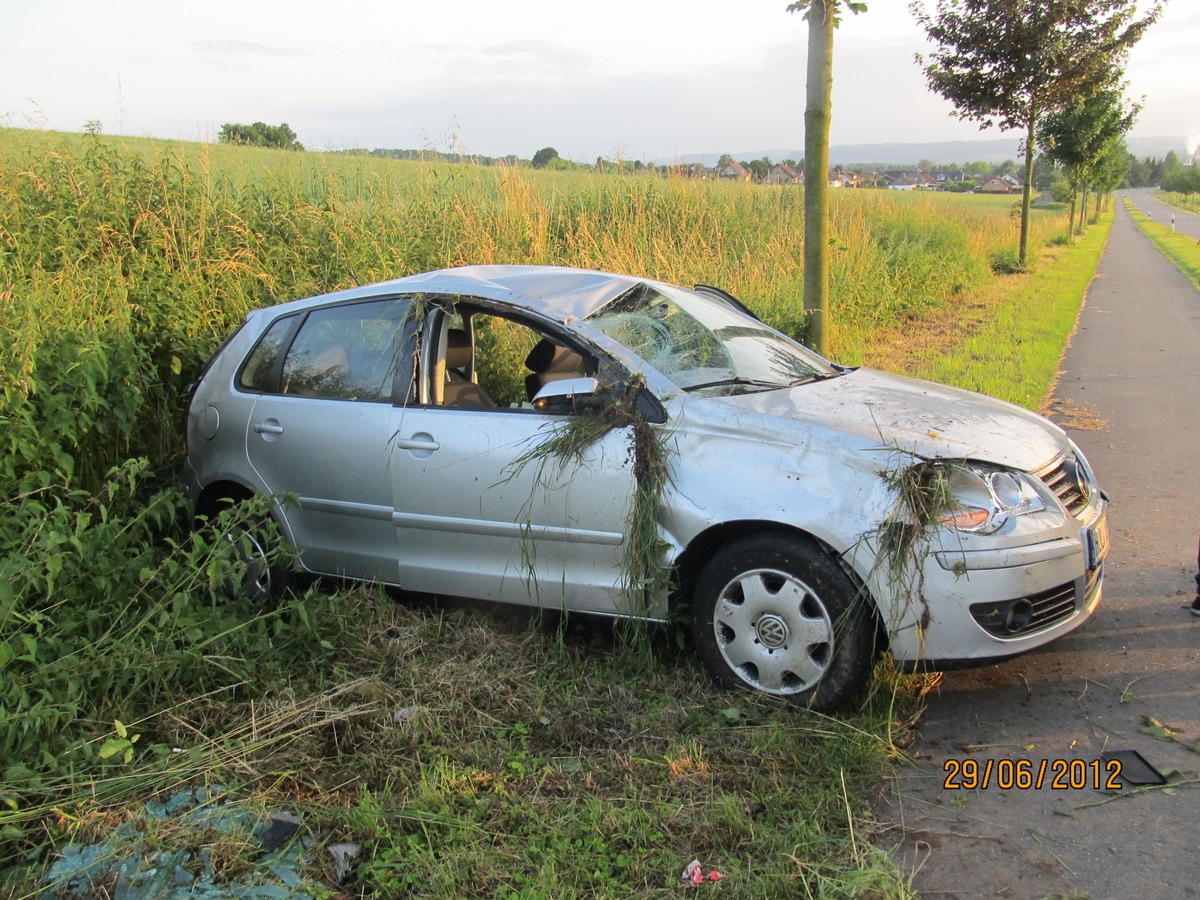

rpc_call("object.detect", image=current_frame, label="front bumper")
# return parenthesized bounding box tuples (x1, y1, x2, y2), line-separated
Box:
(884, 502, 1108, 667)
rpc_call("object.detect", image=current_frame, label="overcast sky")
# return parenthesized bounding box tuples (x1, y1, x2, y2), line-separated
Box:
(3, 1, 1196, 162)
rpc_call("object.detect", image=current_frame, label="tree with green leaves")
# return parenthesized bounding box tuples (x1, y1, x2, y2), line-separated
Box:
(531, 147, 560, 169)
(1091, 138, 1133, 209)
(911, 0, 1161, 266)
(748, 157, 772, 181)
(218, 121, 304, 150)
(1038, 87, 1138, 236)
(1162, 149, 1183, 179)
(1162, 165, 1200, 196)
(787, 0, 866, 357)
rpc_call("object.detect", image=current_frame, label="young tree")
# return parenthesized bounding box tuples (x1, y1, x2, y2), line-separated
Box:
(911, 0, 1161, 266)
(787, 0, 866, 357)
(1039, 88, 1138, 235)
(1092, 138, 1133, 210)
(1162, 165, 1200, 196)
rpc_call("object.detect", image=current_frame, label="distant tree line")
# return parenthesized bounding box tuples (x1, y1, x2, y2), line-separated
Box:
(218, 122, 304, 151)
(1125, 150, 1196, 191)
(338, 147, 520, 167)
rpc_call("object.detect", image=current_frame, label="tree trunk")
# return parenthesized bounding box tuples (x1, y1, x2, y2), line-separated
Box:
(803, 0, 834, 357)
(1068, 180, 1077, 239)
(1019, 113, 1035, 266)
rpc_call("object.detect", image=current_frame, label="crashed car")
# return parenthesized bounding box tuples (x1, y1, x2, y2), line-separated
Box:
(183, 265, 1108, 710)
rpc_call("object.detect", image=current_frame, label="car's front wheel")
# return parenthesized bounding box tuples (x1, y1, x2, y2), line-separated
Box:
(691, 534, 876, 711)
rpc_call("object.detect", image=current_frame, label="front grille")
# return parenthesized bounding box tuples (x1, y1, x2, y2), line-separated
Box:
(969, 579, 1078, 637)
(1038, 455, 1090, 519)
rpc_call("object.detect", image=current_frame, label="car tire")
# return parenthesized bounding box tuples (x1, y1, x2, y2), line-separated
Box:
(209, 502, 289, 604)
(691, 533, 876, 711)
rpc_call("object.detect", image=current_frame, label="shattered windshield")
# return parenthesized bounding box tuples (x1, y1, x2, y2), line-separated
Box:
(586, 282, 837, 395)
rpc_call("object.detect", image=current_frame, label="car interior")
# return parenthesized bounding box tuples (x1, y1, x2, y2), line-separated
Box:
(427, 310, 594, 411)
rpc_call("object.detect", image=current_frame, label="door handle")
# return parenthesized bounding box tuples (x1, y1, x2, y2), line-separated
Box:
(254, 422, 285, 435)
(396, 435, 440, 453)
(396, 432, 439, 459)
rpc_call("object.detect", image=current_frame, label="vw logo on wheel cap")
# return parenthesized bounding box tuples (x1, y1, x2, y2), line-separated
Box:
(755, 614, 789, 649)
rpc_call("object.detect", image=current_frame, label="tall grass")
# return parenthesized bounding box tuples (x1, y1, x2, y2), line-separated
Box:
(0, 128, 1069, 895)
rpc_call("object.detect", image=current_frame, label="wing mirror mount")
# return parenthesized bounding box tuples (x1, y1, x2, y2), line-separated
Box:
(531, 377, 607, 415)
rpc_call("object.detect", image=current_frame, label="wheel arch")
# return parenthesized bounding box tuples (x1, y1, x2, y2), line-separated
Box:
(671, 520, 888, 651)
(193, 480, 274, 527)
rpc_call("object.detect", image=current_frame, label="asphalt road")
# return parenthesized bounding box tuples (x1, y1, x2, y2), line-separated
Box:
(879, 189, 1200, 899)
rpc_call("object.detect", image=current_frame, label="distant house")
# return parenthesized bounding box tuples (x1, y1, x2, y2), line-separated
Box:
(885, 169, 938, 190)
(829, 167, 862, 188)
(978, 175, 1022, 194)
(765, 163, 802, 186)
(715, 160, 751, 181)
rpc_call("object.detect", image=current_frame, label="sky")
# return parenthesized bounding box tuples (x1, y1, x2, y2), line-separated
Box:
(3, 1, 1196, 163)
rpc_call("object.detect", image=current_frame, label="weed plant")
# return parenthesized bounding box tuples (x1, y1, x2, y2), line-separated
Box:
(0, 128, 1073, 895)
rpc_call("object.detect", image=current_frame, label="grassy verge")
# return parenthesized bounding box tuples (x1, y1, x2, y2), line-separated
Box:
(1126, 198, 1200, 291)
(10, 587, 924, 899)
(1154, 190, 1200, 215)
(859, 209, 1112, 411)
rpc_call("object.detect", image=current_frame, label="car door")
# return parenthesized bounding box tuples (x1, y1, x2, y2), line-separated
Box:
(243, 297, 413, 581)
(389, 309, 638, 615)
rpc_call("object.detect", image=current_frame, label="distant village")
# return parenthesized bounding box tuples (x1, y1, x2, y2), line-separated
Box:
(343, 147, 1028, 192)
(340, 145, 1194, 193)
(687, 160, 1024, 193)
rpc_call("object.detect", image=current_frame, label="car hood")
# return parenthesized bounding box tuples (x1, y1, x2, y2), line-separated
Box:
(711, 368, 1067, 473)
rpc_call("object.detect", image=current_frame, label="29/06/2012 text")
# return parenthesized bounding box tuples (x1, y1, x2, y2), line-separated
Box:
(943, 758, 1122, 791)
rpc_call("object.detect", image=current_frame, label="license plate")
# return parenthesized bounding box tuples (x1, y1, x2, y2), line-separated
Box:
(1084, 511, 1110, 570)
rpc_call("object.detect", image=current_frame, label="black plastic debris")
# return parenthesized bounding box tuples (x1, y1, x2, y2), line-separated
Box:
(1100, 749, 1167, 789)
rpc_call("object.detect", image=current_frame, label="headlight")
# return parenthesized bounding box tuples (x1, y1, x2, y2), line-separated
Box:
(939, 465, 1046, 534)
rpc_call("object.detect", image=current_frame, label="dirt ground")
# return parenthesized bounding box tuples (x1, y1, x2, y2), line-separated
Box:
(874, 192, 1200, 899)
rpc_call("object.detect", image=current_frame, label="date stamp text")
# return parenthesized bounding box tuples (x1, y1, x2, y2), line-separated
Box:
(942, 757, 1122, 791)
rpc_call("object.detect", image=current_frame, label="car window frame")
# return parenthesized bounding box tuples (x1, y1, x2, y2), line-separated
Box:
(408, 298, 621, 416)
(233, 295, 419, 405)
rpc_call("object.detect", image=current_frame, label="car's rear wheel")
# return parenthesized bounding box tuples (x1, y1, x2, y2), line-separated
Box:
(691, 533, 875, 711)
(205, 500, 289, 603)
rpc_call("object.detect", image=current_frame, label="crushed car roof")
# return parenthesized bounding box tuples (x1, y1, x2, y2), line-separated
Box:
(263, 265, 649, 323)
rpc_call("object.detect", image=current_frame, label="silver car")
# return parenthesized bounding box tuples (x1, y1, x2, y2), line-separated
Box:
(183, 265, 1108, 710)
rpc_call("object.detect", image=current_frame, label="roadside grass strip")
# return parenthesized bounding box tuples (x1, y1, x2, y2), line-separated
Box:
(1125, 198, 1200, 292)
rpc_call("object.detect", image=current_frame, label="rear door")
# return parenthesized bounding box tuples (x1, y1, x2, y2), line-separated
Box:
(243, 297, 413, 580)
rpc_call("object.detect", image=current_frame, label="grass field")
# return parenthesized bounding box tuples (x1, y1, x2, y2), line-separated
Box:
(0, 128, 1100, 897)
